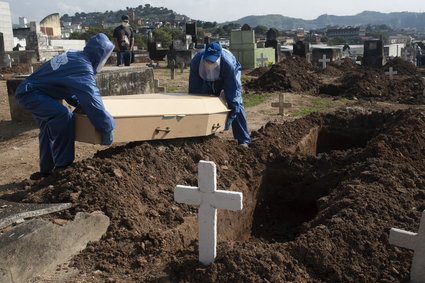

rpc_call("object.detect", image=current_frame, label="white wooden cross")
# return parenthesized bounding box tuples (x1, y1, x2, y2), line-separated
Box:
(256, 53, 268, 67)
(3, 54, 13, 68)
(174, 160, 243, 265)
(389, 210, 425, 283)
(271, 93, 292, 116)
(318, 54, 330, 69)
(385, 67, 398, 81)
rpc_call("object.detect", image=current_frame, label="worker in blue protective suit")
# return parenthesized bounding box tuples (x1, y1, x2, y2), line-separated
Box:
(189, 42, 251, 147)
(16, 33, 115, 179)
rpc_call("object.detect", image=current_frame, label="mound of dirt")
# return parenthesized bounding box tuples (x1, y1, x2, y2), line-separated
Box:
(244, 56, 320, 93)
(320, 67, 425, 104)
(247, 66, 270, 77)
(4, 107, 425, 282)
(383, 57, 417, 76)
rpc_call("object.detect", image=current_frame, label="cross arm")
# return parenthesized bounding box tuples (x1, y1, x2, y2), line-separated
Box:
(174, 185, 202, 206)
(389, 228, 417, 250)
(212, 190, 243, 211)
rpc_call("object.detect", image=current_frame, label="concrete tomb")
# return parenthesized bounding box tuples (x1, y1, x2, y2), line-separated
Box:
(230, 29, 275, 69)
(362, 39, 385, 67)
(0, 199, 71, 229)
(74, 93, 229, 144)
(312, 47, 341, 68)
(271, 93, 292, 115)
(389, 210, 425, 283)
(385, 67, 397, 80)
(174, 160, 243, 265)
(0, 212, 109, 283)
(318, 54, 330, 69)
(256, 53, 269, 67)
(293, 41, 310, 58)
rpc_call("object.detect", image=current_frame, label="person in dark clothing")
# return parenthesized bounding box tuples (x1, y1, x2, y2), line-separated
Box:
(113, 15, 134, 66)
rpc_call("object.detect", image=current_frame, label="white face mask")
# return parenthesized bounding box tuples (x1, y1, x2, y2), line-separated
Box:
(199, 57, 221, 81)
(122, 21, 130, 27)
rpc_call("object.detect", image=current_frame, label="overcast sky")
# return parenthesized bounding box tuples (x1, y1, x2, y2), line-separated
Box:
(4, 0, 425, 24)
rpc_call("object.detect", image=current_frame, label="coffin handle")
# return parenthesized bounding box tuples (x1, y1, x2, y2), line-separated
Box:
(212, 123, 221, 131)
(155, 127, 171, 133)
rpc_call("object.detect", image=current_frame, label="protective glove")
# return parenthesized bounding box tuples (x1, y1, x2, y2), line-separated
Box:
(224, 117, 234, 131)
(101, 130, 114, 145)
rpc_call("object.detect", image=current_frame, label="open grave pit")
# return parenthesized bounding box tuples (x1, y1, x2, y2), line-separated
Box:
(4, 107, 425, 282)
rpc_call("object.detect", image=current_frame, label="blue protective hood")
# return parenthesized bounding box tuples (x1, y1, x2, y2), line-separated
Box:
(84, 33, 114, 73)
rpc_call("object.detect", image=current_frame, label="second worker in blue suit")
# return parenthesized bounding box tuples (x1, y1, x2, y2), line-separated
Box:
(16, 33, 115, 178)
(189, 42, 251, 147)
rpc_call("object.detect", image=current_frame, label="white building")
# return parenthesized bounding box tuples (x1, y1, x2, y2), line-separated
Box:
(0, 1, 14, 51)
(19, 17, 28, 28)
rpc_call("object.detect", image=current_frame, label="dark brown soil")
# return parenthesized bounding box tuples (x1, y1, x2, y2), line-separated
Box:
(383, 57, 417, 76)
(3, 107, 425, 282)
(245, 56, 321, 93)
(320, 68, 425, 104)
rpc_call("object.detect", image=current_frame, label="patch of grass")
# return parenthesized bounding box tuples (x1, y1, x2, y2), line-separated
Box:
(313, 99, 336, 107)
(292, 106, 324, 116)
(243, 92, 271, 107)
(241, 76, 254, 84)
(292, 99, 336, 116)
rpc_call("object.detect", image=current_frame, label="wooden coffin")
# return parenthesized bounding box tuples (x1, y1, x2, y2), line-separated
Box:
(74, 93, 229, 144)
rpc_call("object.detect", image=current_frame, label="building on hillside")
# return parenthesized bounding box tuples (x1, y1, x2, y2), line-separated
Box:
(326, 26, 366, 38)
(61, 22, 85, 38)
(388, 35, 412, 45)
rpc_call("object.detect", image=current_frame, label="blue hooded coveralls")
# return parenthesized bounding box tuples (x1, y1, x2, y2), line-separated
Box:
(189, 48, 251, 145)
(16, 33, 115, 174)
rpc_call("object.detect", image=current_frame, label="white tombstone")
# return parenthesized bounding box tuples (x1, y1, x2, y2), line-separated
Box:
(318, 54, 330, 69)
(256, 53, 268, 67)
(385, 67, 398, 80)
(174, 160, 243, 265)
(389, 210, 425, 283)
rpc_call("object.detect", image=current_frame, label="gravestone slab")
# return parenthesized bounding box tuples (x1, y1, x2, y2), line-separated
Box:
(0, 212, 109, 283)
(385, 67, 397, 80)
(0, 199, 72, 229)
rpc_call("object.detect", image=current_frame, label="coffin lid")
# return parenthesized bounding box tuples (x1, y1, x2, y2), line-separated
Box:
(101, 93, 229, 118)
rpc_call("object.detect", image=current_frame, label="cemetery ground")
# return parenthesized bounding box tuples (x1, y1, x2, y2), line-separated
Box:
(0, 59, 425, 282)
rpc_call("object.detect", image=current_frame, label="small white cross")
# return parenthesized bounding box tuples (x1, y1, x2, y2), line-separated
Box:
(256, 53, 268, 67)
(318, 54, 330, 69)
(271, 93, 292, 116)
(385, 67, 398, 80)
(3, 54, 13, 68)
(389, 210, 425, 283)
(174, 160, 243, 265)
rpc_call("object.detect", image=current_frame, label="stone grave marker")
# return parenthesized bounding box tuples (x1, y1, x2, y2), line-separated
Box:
(171, 59, 176, 80)
(271, 93, 292, 116)
(385, 67, 397, 80)
(318, 54, 330, 69)
(0, 199, 72, 229)
(389, 210, 425, 283)
(174, 160, 243, 265)
(256, 53, 268, 67)
(3, 54, 13, 68)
